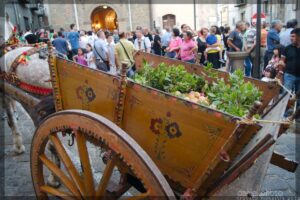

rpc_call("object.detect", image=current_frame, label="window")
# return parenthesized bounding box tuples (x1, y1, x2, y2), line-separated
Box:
(241, 12, 245, 21)
(23, 17, 30, 31)
(162, 14, 176, 29)
(263, 0, 269, 14)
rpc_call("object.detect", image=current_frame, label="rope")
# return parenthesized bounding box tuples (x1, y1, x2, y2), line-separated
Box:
(237, 118, 293, 125)
(270, 78, 295, 97)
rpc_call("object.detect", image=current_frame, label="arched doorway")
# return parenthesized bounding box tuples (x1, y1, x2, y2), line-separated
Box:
(91, 5, 118, 32)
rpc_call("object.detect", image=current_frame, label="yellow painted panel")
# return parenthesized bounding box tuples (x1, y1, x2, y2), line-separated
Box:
(122, 81, 238, 188)
(56, 58, 118, 122)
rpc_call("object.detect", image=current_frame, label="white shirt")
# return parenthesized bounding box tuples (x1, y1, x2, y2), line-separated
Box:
(79, 35, 88, 49)
(280, 28, 293, 47)
(106, 42, 116, 67)
(134, 36, 151, 52)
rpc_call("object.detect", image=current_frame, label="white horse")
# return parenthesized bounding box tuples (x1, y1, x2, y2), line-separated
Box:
(0, 15, 52, 154)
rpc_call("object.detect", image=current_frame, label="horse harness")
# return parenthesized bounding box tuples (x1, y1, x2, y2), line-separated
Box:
(1, 46, 52, 96)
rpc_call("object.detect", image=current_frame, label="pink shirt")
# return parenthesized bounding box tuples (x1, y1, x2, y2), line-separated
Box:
(179, 39, 197, 61)
(168, 36, 182, 53)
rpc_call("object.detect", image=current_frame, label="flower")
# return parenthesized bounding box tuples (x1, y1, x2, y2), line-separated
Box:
(85, 87, 96, 102)
(165, 122, 182, 139)
(150, 118, 163, 135)
(22, 51, 27, 56)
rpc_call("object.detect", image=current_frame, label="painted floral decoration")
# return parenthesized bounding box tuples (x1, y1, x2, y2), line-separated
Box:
(165, 122, 182, 139)
(85, 87, 96, 102)
(150, 118, 163, 135)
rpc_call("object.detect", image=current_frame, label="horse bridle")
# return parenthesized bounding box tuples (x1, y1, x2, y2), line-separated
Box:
(1, 45, 52, 96)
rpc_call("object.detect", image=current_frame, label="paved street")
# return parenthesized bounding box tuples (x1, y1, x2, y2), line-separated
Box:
(1, 101, 299, 198)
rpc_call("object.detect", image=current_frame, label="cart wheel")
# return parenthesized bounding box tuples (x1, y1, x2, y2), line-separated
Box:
(31, 109, 174, 199)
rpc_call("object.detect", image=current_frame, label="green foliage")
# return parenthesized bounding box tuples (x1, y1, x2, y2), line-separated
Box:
(203, 62, 218, 79)
(204, 69, 263, 117)
(133, 62, 205, 93)
(133, 62, 263, 117)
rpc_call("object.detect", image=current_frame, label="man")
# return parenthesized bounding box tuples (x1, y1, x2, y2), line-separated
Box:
(79, 30, 88, 52)
(282, 28, 300, 108)
(243, 22, 256, 77)
(93, 30, 110, 72)
(113, 29, 120, 44)
(52, 31, 68, 58)
(280, 19, 298, 47)
(227, 21, 245, 52)
(143, 27, 153, 42)
(114, 31, 136, 77)
(161, 27, 172, 56)
(134, 29, 151, 53)
(180, 24, 188, 38)
(264, 19, 282, 68)
(67, 24, 80, 56)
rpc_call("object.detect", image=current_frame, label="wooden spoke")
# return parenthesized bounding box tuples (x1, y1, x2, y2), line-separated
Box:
(40, 185, 74, 200)
(125, 192, 150, 200)
(49, 133, 86, 197)
(96, 154, 118, 198)
(31, 111, 174, 200)
(75, 130, 95, 198)
(39, 154, 81, 199)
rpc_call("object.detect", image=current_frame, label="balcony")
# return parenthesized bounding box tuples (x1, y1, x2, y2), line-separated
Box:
(18, 0, 31, 4)
(29, 4, 39, 10)
(35, 7, 45, 16)
(235, 0, 247, 7)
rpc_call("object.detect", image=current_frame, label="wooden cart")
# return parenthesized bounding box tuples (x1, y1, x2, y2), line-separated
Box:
(2, 45, 298, 199)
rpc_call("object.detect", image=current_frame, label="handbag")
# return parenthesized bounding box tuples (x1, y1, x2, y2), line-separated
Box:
(94, 41, 110, 71)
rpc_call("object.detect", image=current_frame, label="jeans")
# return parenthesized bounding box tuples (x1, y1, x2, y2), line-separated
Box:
(127, 68, 135, 78)
(166, 51, 176, 59)
(184, 59, 195, 64)
(284, 73, 300, 108)
(244, 56, 252, 77)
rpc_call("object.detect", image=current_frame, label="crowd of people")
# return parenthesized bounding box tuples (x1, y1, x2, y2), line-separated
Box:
(18, 18, 300, 101)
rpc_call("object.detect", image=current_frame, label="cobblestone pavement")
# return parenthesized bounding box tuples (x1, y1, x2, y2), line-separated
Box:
(2, 102, 299, 198)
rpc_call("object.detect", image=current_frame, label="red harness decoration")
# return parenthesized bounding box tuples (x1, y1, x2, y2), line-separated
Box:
(18, 81, 52, 96)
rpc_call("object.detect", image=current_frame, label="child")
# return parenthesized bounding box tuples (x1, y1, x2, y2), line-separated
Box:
(86, 44, 96, 69)
(73, 48, 87, 66)
(106, 34, 116, 74)
(266, 45, 283, 73)
(204, 26, 225, 64)
(261, 67, 276, 82)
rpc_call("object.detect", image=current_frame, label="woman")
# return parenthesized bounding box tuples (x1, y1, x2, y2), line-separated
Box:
(206, 26, 223, 69)
(165, 28, 182, 59)
(178, 31, 198, 63)
(153, 28, 162, 56)
(196, 28, 208, 64)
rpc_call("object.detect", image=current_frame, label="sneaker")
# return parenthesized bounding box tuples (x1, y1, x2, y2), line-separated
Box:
(219, 59, 226, 64)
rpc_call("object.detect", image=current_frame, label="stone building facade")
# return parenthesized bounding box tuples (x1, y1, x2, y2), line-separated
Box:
(5, 0, 48, 32)
(45, 1, 152, 31)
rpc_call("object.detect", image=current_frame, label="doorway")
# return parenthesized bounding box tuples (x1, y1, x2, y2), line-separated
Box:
(91, 6, 118, 32)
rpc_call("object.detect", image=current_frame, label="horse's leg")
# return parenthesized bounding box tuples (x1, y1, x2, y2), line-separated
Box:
(5, 98, 25, 154)
(46, 141, 61, 188)
(10, 99, 19, 120)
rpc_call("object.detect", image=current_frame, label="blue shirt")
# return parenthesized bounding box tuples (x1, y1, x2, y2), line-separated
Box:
(161, 31, 172, 47)
(52, 37, 68, 55)
(67, 31, 79, 50)
(267, 28, 280, 52)
(206, 34, 217, 45)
